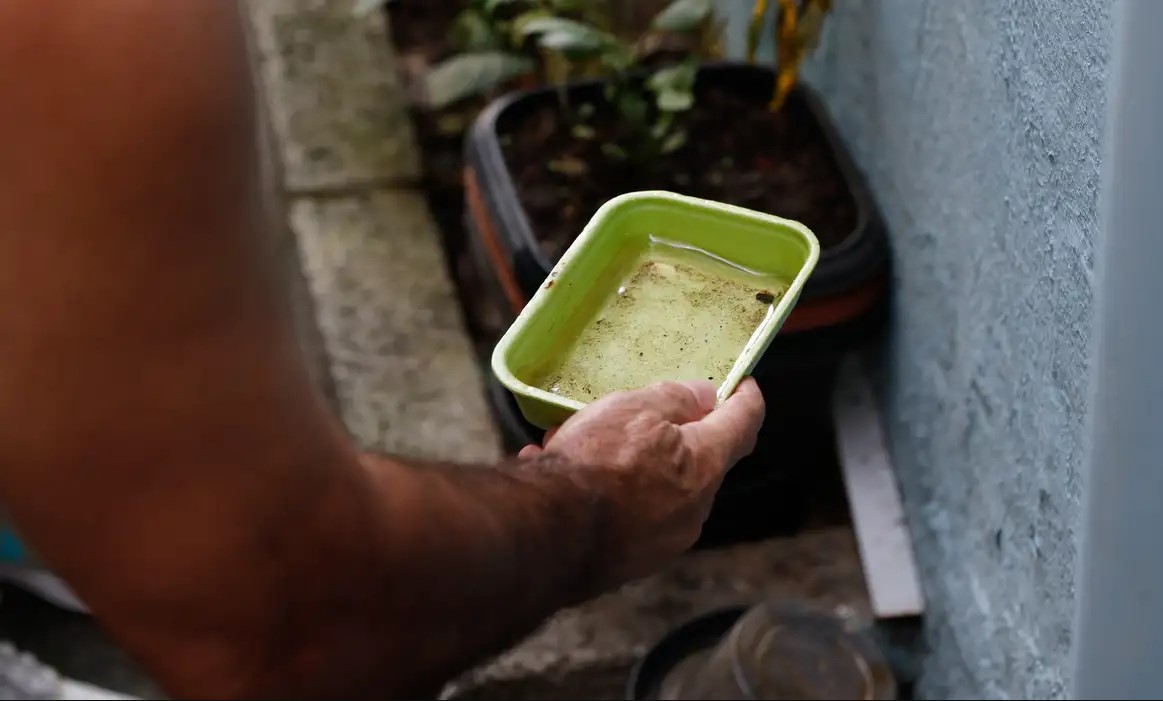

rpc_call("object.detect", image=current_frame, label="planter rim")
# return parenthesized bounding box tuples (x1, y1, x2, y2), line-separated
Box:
(466, 60, 891, 301)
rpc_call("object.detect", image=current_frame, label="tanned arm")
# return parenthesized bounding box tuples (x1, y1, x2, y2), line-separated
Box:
(0, 1, 765, 698)
(0, 1, 607, 696)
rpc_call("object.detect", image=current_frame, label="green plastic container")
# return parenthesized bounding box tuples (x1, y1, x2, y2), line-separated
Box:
(491, 191, 821, 430)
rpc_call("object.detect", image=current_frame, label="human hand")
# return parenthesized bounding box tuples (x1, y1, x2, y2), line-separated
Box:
(520, 378, 765, 591)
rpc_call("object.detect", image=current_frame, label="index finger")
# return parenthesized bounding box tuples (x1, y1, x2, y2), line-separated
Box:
(681, 377, 766, 470)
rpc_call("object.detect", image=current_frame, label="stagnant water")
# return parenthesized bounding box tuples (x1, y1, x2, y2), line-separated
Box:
(533, 239, 789, 404)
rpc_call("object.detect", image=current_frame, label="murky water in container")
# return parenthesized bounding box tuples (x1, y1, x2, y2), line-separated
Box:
(533, 239, 788, 403)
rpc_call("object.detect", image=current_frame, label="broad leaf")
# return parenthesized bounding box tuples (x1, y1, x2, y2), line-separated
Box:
(511, 9, 553, 45)
(651, 0, 713, 33)
(484, 0, 522, 12)
(650, 59, 697, 112)
(598, 45, 636, 74)
(655, 88, 694, 112)
(538, 31, 608, 58)
(521, 17, 613, 55)
(648, 60, 697, 93)
(424, 52, 536, 109)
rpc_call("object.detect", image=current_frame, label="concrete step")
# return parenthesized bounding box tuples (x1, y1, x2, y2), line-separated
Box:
(292, 192, 502, 462)
(243, 0, 501, 463)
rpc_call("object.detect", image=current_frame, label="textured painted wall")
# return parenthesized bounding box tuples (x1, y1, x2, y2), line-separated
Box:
(721, 1, 1112, 697)
(806, 2, 1110, 697)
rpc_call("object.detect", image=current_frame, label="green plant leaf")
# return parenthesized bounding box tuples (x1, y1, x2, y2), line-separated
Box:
(661, 128, 688, 154)
(484, 0, 522, 12)
(650, 59, 697, 113)
(616, 90, 650, 126)
(648, 60, 697, 93)
(519, 16, 600, 39)
(651, 0, 713, 33)
(655, 88, 694, 112)
(651, 112, 675, 139)
(571, 123, 596, 139)
(601, 142, 628, 161)
(521, 17, 614, 56)
(511, 9, 552, 44)
(453, 9, 504, 52)
(537, 31, 606, 57)
(424, 52, 536, 109)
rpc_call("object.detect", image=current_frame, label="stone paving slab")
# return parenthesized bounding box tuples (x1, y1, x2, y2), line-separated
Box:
(244, 0, 421, 192)
(292, 191, 502, 463)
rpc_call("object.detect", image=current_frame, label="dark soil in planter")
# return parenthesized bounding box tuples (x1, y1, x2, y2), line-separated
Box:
(501, 87, 860, 265)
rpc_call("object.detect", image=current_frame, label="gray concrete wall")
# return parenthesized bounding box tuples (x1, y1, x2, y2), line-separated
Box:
(720, 0, 1113, 697)
(806, 2, 1110, 697)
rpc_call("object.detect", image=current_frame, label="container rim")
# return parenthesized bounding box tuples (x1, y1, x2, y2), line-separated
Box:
(490, 190, 822, 416)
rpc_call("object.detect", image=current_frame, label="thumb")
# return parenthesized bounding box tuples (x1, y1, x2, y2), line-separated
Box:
(682, 377, 766, 468)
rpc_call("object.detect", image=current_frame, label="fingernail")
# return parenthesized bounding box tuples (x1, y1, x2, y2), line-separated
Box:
(681, 380, 718, 414)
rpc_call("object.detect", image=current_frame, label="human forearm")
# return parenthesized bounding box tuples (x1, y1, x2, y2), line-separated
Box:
(319, 453, 605, 697)
(66, 448, 607, 700)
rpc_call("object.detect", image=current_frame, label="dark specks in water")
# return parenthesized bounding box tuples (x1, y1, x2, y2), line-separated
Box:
(756, 290, 776, 304)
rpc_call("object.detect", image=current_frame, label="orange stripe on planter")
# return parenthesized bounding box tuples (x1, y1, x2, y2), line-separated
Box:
(464, 166, 528, 315)
(781, 274, 888, 333)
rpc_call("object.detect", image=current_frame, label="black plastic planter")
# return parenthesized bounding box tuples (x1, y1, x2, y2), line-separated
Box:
(465, 61, 891, 331)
